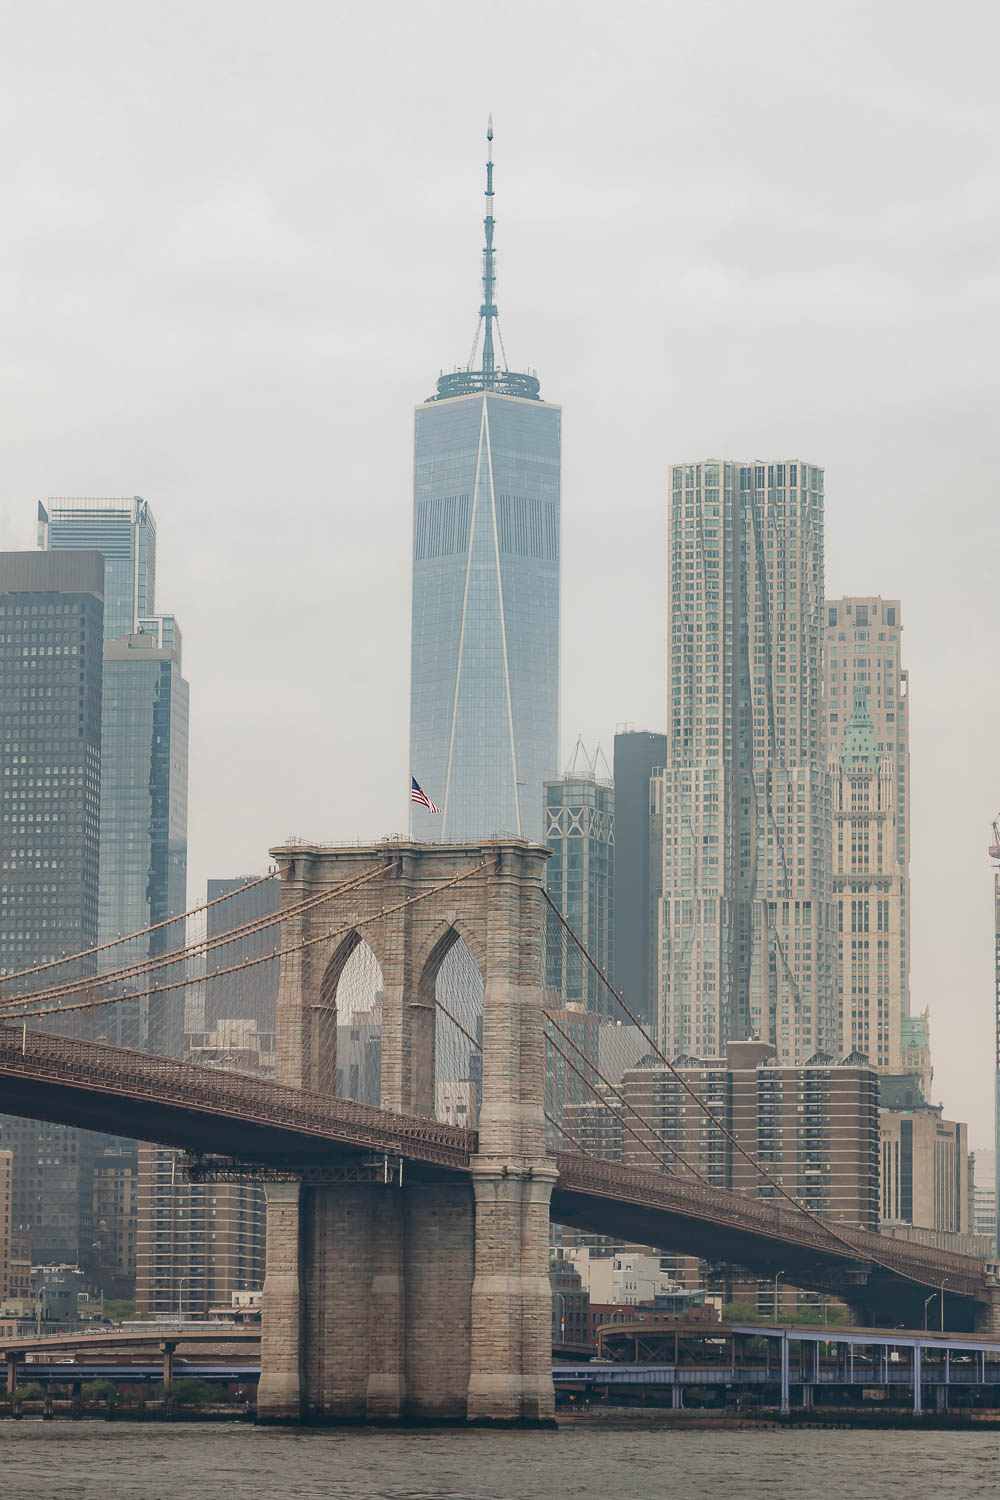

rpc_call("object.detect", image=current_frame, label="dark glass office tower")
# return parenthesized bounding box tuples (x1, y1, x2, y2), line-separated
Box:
(0, 551, 105, 1273)
(0, 551, 104, 986)
(410, 124, 560, 843)
(612, 730, 666, 1027)
(101, 631, 189, 1052)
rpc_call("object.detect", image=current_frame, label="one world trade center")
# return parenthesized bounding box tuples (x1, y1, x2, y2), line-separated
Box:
(409, 122, 560, 843)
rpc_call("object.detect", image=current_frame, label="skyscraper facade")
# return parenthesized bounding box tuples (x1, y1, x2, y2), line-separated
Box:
(0, 550, 104, 984)
(825, 596, 909, 1025)
(0, 552, 107, 1274)
(135, 1144, 265, 1316)
(410, 125, 559, 843)
(831, 687, 903, 1069)
(612, 730, 666, 1026)
(656, 460, 836, 1063)
(544, 743, 614, 1013)
(202, 876, 281, 1034)
(41, 496, 189, 1049)
(39, 497, 156, 643)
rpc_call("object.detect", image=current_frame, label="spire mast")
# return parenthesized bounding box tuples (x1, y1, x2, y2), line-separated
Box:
(480, 115, 496, 379)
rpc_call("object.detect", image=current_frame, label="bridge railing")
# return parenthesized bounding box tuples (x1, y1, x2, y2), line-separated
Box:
(0, 1025, 476, 1168)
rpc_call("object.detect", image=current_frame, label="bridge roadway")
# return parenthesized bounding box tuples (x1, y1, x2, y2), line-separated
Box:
(0, 1026, 993, 1327)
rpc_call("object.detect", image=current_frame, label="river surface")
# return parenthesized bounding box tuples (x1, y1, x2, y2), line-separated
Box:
(3, 1421, 1000, 1499)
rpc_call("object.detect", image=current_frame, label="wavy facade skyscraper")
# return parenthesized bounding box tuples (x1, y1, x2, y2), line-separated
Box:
(656, 460, 837, 1064)
(409, 125, 560, 843)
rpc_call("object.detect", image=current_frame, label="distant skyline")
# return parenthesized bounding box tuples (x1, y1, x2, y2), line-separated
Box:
(0, 0, 997, 1141)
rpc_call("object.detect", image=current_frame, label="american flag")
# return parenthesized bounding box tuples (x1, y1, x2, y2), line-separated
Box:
(411, 776, 441, 814)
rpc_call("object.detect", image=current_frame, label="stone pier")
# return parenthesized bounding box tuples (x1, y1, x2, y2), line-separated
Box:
(258, 840, 555, 1425)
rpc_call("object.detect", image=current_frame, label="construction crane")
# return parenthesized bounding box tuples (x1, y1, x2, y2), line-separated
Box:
(990, 816, 1000, 862)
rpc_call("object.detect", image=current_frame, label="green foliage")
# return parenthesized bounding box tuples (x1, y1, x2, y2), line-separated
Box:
(722, 1301, 761, 1323)
(793, 1303, 847, 1326)
(14, 1382, 44, 1402)
(87, 1380, 117, 1404)
(153, 1378, 219, 1406)
(102, 1300, 137, 1323)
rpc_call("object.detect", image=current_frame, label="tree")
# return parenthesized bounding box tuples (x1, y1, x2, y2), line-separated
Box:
(153, 1378, 219, 1407)
(722, 1301, 761, 1323)
(102, 1300, 137, 1323)
(14, 1382, 44, 1403)
(793, 1303, 846, 1326)
(87, 1379, 117, 1407)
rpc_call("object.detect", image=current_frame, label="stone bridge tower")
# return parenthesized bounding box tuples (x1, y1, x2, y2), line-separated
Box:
(257, 839, 556, 1425)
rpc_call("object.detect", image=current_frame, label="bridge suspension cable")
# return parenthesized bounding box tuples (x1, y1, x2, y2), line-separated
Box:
(0, 861, 391, 1013)
(0, 869, 279, 986)
(542, 889, 946, 1292)
(2, 858, 496, 1030)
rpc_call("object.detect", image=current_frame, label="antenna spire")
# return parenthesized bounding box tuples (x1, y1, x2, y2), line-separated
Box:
(430, 119, 541, 402)
(480, 115, 497, 378)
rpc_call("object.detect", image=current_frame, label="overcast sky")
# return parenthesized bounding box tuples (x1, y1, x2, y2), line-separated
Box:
(1, 0, 997, 1140)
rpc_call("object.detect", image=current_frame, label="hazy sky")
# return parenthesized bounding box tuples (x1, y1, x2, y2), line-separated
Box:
(1, 1, 997, 1140)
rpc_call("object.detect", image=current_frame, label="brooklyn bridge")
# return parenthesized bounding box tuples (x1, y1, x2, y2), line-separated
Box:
(0, 839, 995, 1424)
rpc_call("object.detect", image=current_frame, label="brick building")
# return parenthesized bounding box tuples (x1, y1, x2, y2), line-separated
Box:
(135, 1145, 265, 1317)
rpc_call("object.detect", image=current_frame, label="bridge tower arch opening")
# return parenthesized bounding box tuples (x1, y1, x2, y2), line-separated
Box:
(428, 930, 484, 1129)
(318, 933, 383, 1107)
(258, 839, 557, 1427)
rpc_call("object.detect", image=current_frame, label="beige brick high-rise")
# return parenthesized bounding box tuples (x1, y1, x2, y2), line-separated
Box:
(831, 685, 904, 1069)
(825, 596, 910, 1041)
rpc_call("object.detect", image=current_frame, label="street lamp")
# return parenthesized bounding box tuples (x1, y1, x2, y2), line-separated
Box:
(923, 1293, 935, 1331)
(630, 1276, 658, 1312)
(773, 1271, 784, 1323)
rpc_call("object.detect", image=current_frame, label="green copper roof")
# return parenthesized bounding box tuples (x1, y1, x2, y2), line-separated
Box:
(840, 685, 881, 771)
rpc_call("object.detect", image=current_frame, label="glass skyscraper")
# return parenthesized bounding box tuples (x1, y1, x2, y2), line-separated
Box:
(0, 550, 106, 1272)
(410, 125, 559, 843)
(0, 550, 104, 986)
(544, 744, 614, 1015)
(41, 496, 189, 1050)
(40, 497, 156, 642)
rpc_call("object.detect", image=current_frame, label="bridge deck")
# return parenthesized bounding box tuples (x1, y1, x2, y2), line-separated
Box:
(0, 1027, 988, 1305)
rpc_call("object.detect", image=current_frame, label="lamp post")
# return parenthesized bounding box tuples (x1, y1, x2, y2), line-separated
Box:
(773, 1271, 784, 1323)
(923, 1293, 934, 1331)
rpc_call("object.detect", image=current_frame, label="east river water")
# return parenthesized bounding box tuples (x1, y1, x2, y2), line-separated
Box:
(4, 1422, 1000, 1500)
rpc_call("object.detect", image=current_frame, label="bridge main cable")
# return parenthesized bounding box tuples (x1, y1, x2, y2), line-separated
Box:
(0, 861, 394, 1013)
(5, 858, 498, 1025)
(0, 869, 278, 986)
